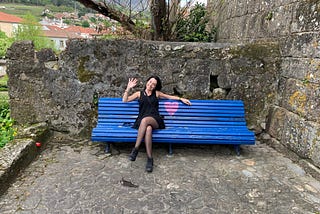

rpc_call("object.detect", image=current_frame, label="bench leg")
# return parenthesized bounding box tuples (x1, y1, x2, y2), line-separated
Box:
(168, 143, 173, 155)
(234, 145, 240, 156)
(105, 143, 111, 154)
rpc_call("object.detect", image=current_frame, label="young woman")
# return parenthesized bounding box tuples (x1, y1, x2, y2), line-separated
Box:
(122, 75, 191, 172)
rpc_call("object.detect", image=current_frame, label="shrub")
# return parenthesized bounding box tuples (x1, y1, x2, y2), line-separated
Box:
(82, 20, 90, 28)
(14, 12, 57, 52)
(0, 31, 14, 58)
(0, 93, 16, 148)
(175, 3, 216, 42)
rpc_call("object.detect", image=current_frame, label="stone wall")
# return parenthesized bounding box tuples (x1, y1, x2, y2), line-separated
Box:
(207, 0, 320, 167)
(6, 39, 279, 141)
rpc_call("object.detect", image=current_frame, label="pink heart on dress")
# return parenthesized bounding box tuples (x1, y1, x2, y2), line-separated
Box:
(165, 101, 179, 116)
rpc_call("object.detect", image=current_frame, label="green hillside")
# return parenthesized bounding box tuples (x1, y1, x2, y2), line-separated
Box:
(0, 3, 81, 20)
(0, 4, 44, 18)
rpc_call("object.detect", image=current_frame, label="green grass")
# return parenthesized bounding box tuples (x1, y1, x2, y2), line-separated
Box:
(0, 3, 75, 21)
(0, 73, 8, 106)
(0, 74, 8, 91)
(0, 3, 44, 19)
(0, 91, 8, 100)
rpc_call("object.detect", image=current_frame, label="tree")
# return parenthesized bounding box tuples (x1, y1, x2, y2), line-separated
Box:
(82, 20, 90, 27)
(75, 0, 208, 41)
(0, 31, 14, 58)
(14, 12, 56, 51)
(174, 3, 215, 42)
(150, 0, 167, 40)
(75, 0, 138, 36)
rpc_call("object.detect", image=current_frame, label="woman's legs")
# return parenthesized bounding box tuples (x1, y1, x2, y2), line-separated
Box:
(129, 117, 159, 162)
(145, 125, 154, 172)
(145, 125, 153, 158)
(134, 117, 159, 151)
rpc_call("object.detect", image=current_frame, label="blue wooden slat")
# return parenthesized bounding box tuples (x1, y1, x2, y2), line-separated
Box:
(98, 112, 246, 118)
(99, 107, 245, 113)
(92, 127, 254, 135)
(98, 116, 246, 121)
(91, 134, 255, 141)
(95, 121, 248, 127)
(91, 136, 255, 145)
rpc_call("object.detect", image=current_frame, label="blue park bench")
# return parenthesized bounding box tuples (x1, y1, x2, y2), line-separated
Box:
(91, 98, 255, 156)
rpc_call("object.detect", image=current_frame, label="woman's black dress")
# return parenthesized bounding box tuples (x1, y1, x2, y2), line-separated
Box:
(132, 91, 165, 129)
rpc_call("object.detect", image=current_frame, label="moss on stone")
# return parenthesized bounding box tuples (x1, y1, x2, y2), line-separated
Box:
(77, 56, 95, 83)
(229, 42, 280, 60)
(289, 91, 307, 115)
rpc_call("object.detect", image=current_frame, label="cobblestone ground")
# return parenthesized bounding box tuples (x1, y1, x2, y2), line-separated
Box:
(0, 139, 320, 214)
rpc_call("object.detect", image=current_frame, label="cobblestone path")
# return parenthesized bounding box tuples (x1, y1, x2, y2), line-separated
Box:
(0, 140, 319, 213)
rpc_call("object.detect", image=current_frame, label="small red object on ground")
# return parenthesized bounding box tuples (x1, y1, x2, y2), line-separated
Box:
(35, 142, 41, 147)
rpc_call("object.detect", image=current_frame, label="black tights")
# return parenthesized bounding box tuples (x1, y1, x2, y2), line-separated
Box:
(134, 117, 159, 158)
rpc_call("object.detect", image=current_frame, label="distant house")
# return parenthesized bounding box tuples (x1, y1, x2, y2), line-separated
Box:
(0, 11, 23, 37)
(42, 25, 100, 51)
(65, 26, 100, 38)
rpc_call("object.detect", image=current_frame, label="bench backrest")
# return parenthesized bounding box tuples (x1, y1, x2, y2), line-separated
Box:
(97, 98, 249, 128)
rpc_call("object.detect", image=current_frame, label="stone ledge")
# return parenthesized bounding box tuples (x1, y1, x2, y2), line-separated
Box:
(0, 122, 52, 196)
(261, 135, 320, 181)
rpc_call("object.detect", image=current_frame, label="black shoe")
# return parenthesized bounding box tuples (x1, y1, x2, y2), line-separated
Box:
(129, 148, 139, 161)
(146, 157, 153, 173)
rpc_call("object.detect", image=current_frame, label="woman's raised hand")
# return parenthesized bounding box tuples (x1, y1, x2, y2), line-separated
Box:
(126, 78, 138, 90)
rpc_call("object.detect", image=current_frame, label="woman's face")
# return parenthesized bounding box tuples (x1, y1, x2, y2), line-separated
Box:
(146, 78, 158, 91)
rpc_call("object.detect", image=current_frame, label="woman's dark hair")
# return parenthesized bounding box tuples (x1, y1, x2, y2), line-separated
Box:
(145, 75, 162, 91)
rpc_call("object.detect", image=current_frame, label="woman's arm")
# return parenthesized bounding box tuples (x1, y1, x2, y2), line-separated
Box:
(157, 91, 192, 105)
(123, 90, 140, 102)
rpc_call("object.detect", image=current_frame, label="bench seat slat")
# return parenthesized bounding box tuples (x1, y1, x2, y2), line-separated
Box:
(98, 116, 246, 121)
(92, 136, 255, 144)
(99, 112, 246, 116)
(92, 127, 254, 135)
(95, 122, 248, 127)
(92, 133, 255, 141)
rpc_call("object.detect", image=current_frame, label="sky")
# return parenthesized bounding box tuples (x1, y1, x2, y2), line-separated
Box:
(181, 0, 207, 6)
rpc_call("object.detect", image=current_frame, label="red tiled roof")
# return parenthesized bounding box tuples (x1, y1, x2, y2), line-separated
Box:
(65, 26, 98, 34)
(42, 25, 81, 39)
(43, 29, 82, 39)
(42, 25, 100, 39)
(45, 25, 60, 31)
(0, 11, 23, 23)
(54, 13, 64, 19)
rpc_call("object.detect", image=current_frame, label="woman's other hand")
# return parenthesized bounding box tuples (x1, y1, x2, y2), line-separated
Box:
(180, 98, 191, 106)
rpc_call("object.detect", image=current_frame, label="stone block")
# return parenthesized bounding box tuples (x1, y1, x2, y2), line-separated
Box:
(6, 41, 34, 61)
(280, 33, 320, 58)
(262, 4, 293, 37)
(310, 134, 320, 168)
(280, 78, 320, 123)
(266, 106, 287, 140)
(281, 111, 320, 162)
(291, 1, 320, 33)
(281, 57, 320, 84)
(36, 48, 57, 63)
